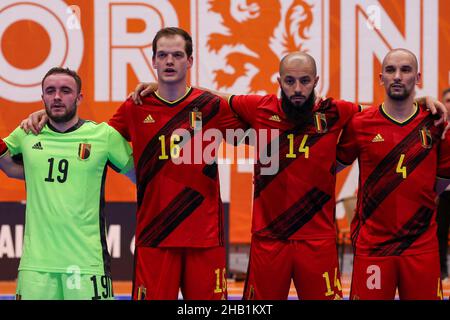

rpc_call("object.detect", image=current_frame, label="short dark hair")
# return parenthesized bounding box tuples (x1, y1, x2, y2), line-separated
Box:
(152, 27, 193, 58)
(42, 67, 82, 94)
(442, 88, 450, 98)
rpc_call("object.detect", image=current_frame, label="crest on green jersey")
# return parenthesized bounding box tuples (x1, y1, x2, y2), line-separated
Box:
(78, 143, 91, 160)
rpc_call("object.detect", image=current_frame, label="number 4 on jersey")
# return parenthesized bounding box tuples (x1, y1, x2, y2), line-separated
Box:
(396, 154, 407, 179)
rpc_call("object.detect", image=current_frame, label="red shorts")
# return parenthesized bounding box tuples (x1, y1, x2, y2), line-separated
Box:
(350, 251, 443, 300)
(132, 246, 227, 300)
(243, 235, 342, 300)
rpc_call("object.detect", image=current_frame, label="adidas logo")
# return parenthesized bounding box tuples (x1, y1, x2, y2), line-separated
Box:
(143, 114, 155, 123)
(372, 134, 384, 142)
(32, 142, 43, 150)
(269, 115, 281, 122)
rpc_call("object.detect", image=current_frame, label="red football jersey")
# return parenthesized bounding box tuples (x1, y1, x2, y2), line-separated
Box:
(109, 88, 245, 247)
(337, 104, 450, 256)
(230, 94, 360, 240)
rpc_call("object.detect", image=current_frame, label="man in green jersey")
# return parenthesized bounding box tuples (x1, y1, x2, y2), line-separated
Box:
(0, 67, 134, 300)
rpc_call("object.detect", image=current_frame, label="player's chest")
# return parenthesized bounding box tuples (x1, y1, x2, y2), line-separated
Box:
(256, 109, 339, 133)
(256, 112, 341, 161)
(132, 104, 219, 136)
(22, 137, 109, 175)
(359, 123, 437, 166)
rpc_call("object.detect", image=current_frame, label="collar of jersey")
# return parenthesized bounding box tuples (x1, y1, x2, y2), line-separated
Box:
(153, 87, 192, 106)
(380, 102, 419, 126)
(47, 119, 86, 134)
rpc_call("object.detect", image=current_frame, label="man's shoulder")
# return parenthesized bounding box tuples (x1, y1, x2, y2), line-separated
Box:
(318, 97, 361, 111)
(82, 119, 100, 126)
(340, 104, 379, 132)
(71, 120, 107, 132)
(80, 121, 126, 139)
(192, 87, 224, 102)
(128, 95, 159, 108)
(44, 121, 110, 138)
(4, 126, 33, 143)
(417, 102, 438, 120)
(239, 93, 278, 101)
(354, 104, 379, 118)
(232, 93, 279, 108)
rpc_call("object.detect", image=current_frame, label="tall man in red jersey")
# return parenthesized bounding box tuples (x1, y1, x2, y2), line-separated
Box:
(108, 27, 246, 300)
(337, 49, 450, 300)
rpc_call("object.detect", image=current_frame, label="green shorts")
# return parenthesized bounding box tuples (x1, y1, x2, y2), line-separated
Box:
(16, 270, 114, 300)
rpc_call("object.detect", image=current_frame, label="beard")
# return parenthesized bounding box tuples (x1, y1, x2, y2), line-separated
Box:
(387, 84, 412, 101)
(280, 90, 316, 124)
(45, 102, 78, 123)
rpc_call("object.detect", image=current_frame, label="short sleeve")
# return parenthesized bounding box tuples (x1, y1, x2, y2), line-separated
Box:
(229, 95, 264, 127)
(108, 99, 132, 141)
(3, 126, 26, 156)
(107, 125, 134, 173)
(335, 100, 361, 125)
(336, 117, 359, 166)
(218, 96, 249, 130)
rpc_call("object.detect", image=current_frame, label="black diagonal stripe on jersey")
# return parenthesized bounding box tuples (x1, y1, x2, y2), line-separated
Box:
(369, 206, 433, 256)
(360, 116, 440, 222)
(254, 99, 340, 198)
(136, 93, 220, 208)
(254, 187, 331, 239)
(138, 187, 205, 247)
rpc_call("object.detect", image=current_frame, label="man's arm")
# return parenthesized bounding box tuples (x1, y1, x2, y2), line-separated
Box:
(130, 82, 232, 104)
(415, 96, 449, 139)
(20, 109, 47, 135)
(0, 152, 24, 180)
(336, 115, 360, 174)
(106, 124, 135, 185)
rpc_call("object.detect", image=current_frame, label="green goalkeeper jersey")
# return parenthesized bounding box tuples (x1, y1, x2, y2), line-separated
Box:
(4, 120, 133, 276)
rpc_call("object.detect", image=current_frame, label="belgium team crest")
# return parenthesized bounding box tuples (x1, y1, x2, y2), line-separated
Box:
(137, 285, 146, 300)
(314, 112, 328, 133)
(190, 108, 202, 130)
(419, 127, 432, 149)
(78, 143, 91, 160)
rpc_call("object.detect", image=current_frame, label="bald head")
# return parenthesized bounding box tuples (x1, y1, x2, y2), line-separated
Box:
(279, 52, 317, 77)
(277, 52, 319, 111)
(382, 48, 418, 72)
(380, 48, 420, 101)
